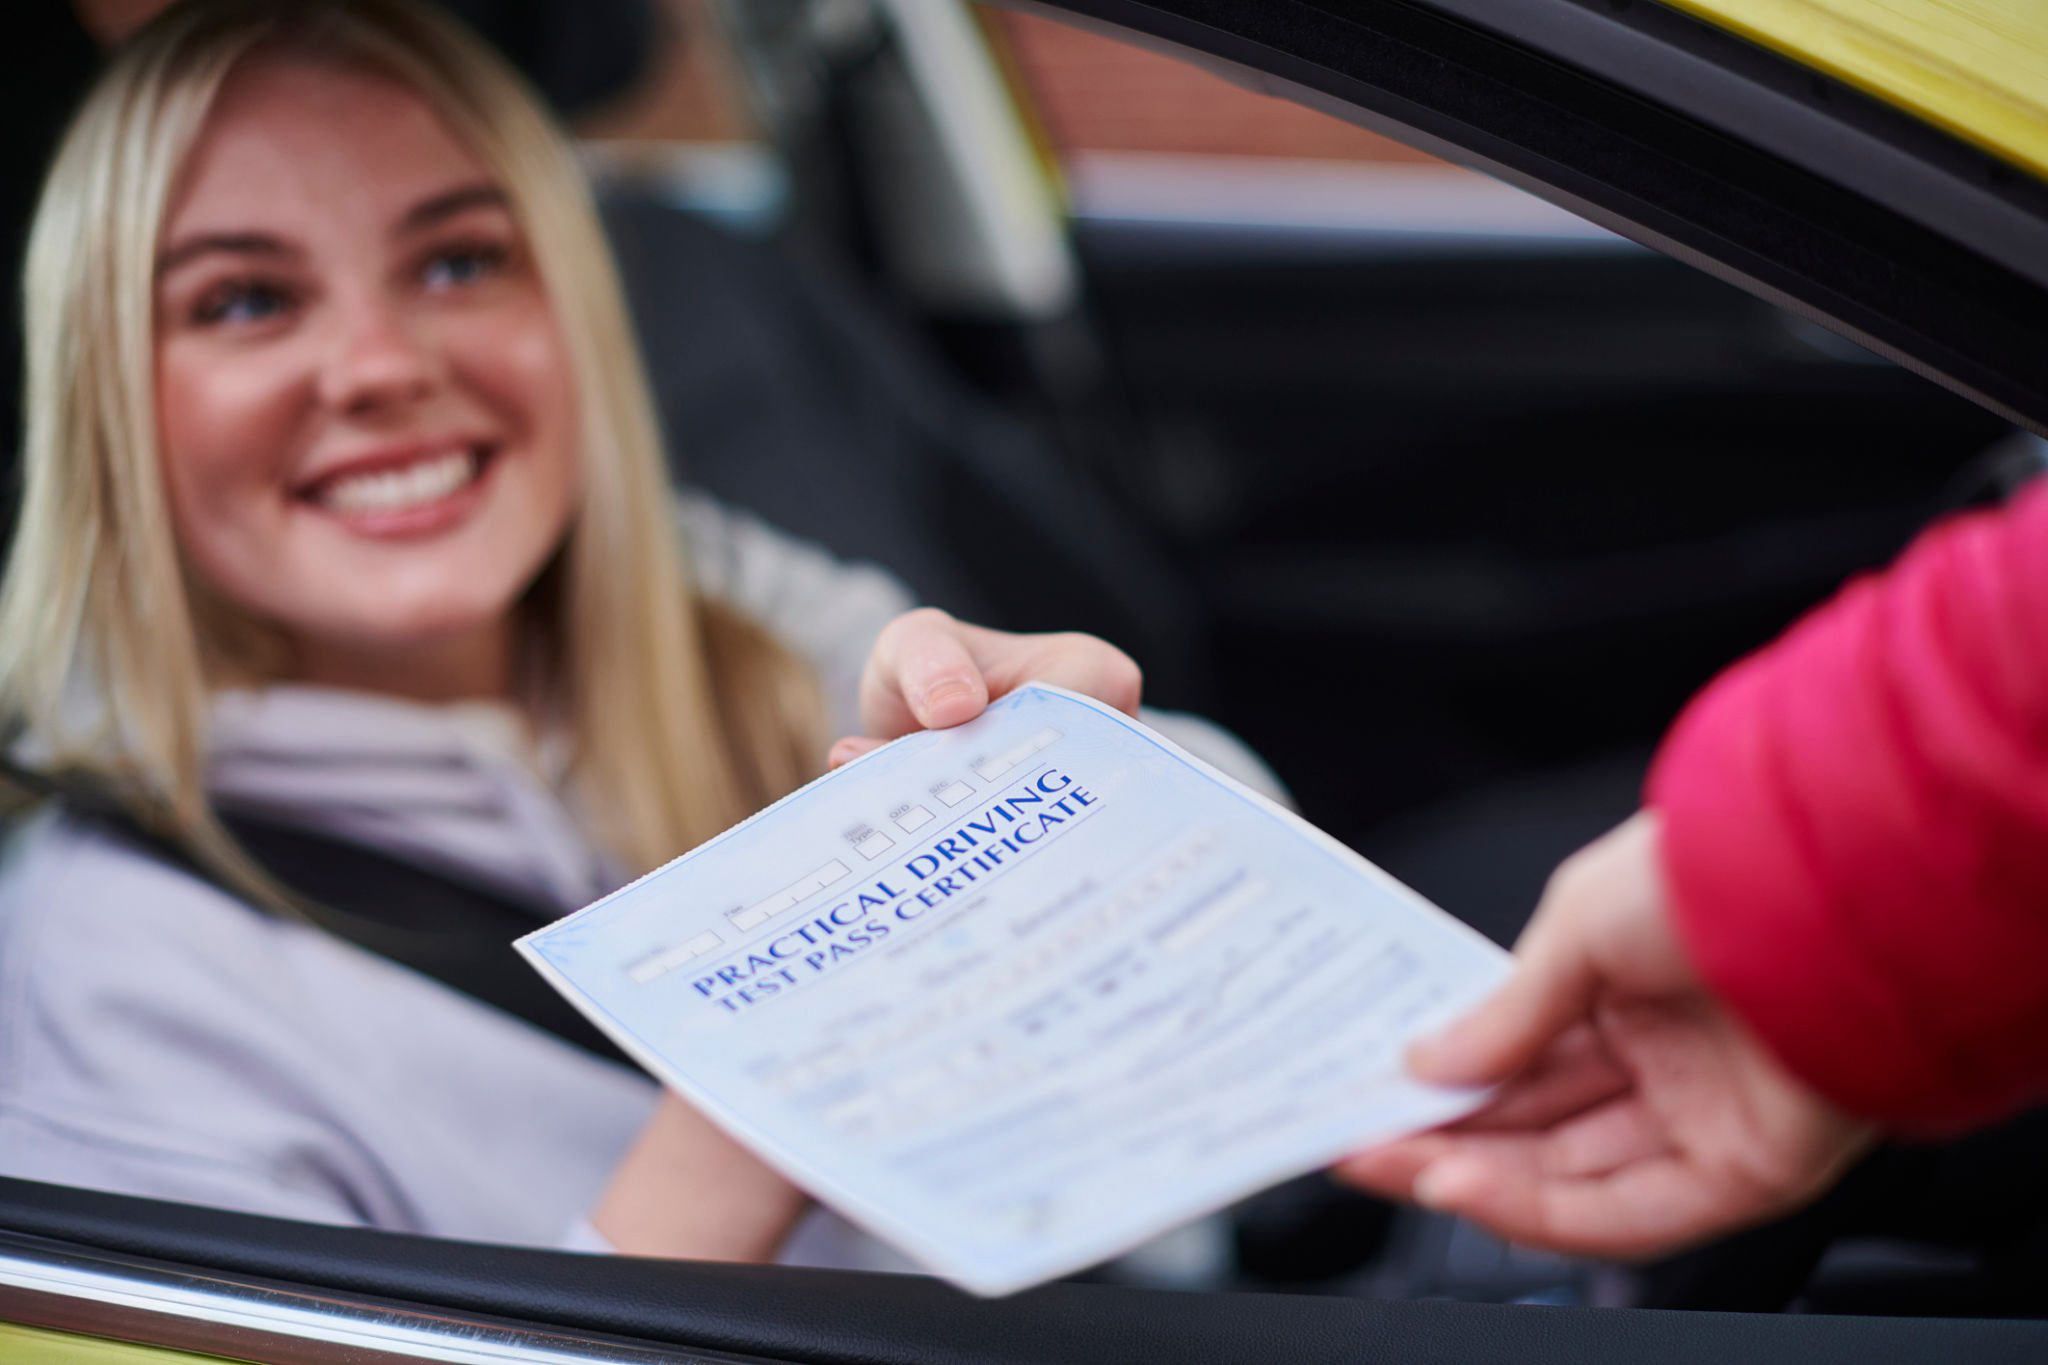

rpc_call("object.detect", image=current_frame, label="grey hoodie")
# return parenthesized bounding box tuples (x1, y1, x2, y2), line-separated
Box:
(0, 495, 1283, 1255)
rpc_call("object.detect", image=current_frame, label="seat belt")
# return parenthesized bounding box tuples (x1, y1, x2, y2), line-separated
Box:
(2, 758, 636, 1071)
(215, 808, 639, 1073)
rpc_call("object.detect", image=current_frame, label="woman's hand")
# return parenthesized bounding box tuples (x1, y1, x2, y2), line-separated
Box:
(1335, 812, 1876, 1260)
(591, 1093, 807, 1261)
(829, 608, 1142, 767)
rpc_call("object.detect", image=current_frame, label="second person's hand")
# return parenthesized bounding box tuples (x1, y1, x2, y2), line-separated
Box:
(1335, 812, 1875, 1259)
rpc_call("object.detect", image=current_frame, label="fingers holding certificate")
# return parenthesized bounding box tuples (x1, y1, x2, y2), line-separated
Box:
(521, 685, 1508, 1295)
(832, 610, 1145, 767)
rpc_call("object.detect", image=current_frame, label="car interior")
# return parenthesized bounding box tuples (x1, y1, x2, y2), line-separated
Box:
(6, 0, 2048, 1358)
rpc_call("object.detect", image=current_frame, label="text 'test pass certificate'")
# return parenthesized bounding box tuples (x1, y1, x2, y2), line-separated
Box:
(519, 685, 1509, 1294)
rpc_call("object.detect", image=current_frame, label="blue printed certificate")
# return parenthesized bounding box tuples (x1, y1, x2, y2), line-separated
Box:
(519, 685, 1509, 1294)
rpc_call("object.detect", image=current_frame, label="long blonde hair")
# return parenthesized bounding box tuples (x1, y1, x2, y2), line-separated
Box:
(0, 0, 824, 897)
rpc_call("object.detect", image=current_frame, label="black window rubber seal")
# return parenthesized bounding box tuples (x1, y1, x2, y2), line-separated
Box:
(1018, 0, 2048, 435)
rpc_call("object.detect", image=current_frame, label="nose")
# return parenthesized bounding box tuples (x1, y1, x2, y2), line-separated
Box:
(317, 297, 442, 416)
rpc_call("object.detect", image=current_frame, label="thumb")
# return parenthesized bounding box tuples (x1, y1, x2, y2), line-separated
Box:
(1409, 918, 1598, 1087)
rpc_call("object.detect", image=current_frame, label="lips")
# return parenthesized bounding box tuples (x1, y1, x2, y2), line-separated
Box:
(317, 447, 481, 515)
(295, 440, 499, 538)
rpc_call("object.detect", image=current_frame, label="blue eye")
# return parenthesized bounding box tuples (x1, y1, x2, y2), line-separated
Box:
(194, 280, 293, 326)
(421, 242, 507, 290)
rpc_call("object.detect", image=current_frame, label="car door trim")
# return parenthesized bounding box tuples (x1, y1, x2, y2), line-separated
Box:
(1013, 0, 2048, 433)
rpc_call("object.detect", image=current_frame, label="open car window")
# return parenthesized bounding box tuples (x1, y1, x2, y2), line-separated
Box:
(1023, 0, 2048, 433)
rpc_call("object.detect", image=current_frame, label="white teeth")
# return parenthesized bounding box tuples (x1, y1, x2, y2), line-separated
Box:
(319, 449, 480, 515)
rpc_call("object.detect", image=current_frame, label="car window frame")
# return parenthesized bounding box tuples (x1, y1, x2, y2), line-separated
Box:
(1004, 0, 2048, 435)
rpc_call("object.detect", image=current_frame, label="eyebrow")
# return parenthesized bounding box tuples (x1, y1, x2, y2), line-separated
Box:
(156, 232, 290, 276)
(400, 182, 508, 232)
(155, 183, 508, 277)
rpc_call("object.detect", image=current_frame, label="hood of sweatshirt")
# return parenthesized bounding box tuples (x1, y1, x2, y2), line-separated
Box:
(206, 686, 621, 916)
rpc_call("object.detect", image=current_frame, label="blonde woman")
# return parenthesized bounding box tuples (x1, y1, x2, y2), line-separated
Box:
(0, 0, 1271, 1262)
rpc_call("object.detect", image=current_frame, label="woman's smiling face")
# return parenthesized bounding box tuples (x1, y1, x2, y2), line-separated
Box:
(153, 56, 579, 695)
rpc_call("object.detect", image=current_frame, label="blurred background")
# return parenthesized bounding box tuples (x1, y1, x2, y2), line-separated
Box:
(567, 0, 2015, 936)
(8, 0, 2035, 1310)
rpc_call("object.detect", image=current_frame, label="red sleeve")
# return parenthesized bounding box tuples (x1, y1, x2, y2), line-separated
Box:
(1647, 479, 2048, 1135)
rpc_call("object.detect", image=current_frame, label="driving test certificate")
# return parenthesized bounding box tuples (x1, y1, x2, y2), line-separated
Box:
(519, 685, 1510, 1295)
